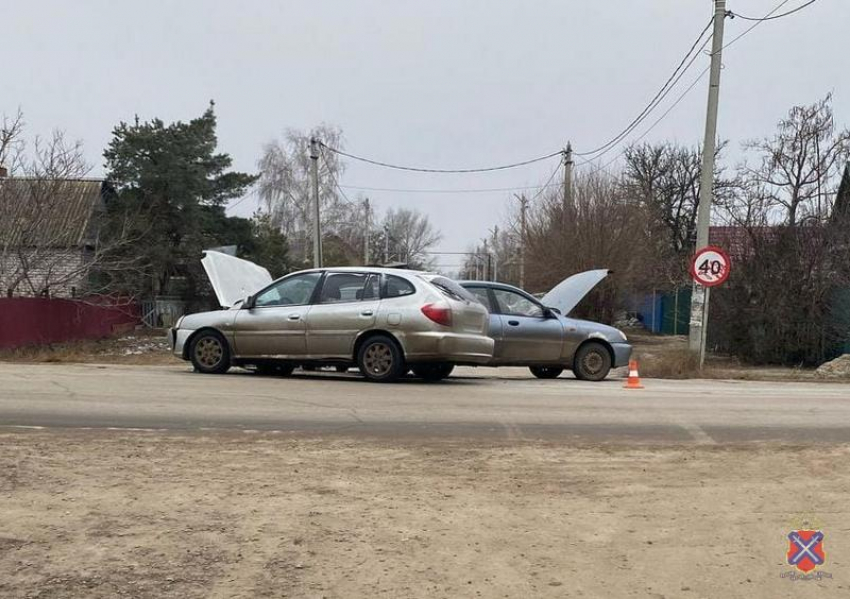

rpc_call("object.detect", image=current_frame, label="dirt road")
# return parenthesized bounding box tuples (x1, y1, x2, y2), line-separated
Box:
(1, 430, 847, 598)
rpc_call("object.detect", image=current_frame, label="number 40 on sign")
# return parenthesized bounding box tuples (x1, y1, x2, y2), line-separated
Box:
(690, 246, 731, 287)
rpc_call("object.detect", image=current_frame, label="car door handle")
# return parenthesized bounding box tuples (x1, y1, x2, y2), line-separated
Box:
(507, 320, 520, 326)
(360, 310, 374, 317)
(287, 314, 301, 321)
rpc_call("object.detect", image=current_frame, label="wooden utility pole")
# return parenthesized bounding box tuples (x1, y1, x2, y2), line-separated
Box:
(309, 137, 322, 268)
(688, 0, 727, 366)
(516, 194, 529, 288)
(563, 143, 574, 213)
(363, 197, 371, 265)
(383, 223, 390, 264)
(490, 226, 499, 282)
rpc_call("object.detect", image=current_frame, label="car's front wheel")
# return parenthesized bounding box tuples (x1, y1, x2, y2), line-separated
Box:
(573, 342, 612, 381)
(529, 366, 564, 379)
(412, 363, 455, 382)
(357, 335, 406, 382)
(189, 330, 231, 374)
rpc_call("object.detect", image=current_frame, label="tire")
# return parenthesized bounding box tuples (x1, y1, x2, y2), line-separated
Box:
(573, 342, 612, 381)
(412, 363, 455, 382)
(189, 330, 231, 374)
(357, 335, 406, 382)
(529, 366, 564, 379)
(255, 362, 295, 377)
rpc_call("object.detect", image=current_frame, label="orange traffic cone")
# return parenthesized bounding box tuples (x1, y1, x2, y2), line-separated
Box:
(624, 359, 644, 389)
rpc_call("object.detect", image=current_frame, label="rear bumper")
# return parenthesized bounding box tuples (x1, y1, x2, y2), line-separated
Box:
(401, 331, 495, 364)
(611, 341, 632, 368)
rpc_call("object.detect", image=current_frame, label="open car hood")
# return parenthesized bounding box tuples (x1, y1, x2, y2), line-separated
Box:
(201, 250, 273, 308)
(541, 269, 611, 316)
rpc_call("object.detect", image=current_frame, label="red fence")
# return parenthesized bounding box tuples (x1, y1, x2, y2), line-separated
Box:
(0, 297, 141, 350)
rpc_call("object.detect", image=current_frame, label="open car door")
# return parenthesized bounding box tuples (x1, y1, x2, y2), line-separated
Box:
(540, 269, 610, 316)
(201, 250, 273, 308)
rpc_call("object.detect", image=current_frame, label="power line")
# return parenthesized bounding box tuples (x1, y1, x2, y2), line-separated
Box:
(574, 17, 714, 158)
(320, 142, 563, 174)
(578, 0, 799, 176)
(318, 145, 360, 209)
(729, 0, 817, 22)
(722, 0, 793, 49)
(338, 182, 561, 195)
(583, 65, 712, 177)
(526, 161, 563, 204)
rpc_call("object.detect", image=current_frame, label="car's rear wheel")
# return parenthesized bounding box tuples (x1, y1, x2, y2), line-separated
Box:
(189, 330, 231, 374)
(573, 342, 612, 381)
(529, 366, 564, 379)
(412, 363, 455, 382)
(255, 362, 295, 377)
(357, 335, 405, 382)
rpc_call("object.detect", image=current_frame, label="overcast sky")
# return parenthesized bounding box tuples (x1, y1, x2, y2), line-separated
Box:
(3, 0, 846, 270)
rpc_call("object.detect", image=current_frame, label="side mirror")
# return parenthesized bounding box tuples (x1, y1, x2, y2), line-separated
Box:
(244, 294, 255, 309)
(545, 306, 561, 318)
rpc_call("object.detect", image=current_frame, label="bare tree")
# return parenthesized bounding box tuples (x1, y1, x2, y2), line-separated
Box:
(381, 207, 442, 269)
(709, 96, 850, 364)
(0, 116, 142, 298)
(737, 94, 850, 226)
(256, 125, 363, 265)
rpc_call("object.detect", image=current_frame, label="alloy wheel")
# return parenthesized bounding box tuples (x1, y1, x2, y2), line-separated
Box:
(363, 342, 393, 377)
(194, 337, 223, 369)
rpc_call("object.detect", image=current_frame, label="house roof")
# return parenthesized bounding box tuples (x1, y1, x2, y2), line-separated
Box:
(0, 178, 106, 247)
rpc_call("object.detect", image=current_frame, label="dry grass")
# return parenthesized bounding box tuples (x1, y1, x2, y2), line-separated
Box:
(0, 329, 179, 365)
(626, 328, 826, 381)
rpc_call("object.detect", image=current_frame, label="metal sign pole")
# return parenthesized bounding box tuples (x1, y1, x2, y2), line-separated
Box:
(699, 286, 710, 370)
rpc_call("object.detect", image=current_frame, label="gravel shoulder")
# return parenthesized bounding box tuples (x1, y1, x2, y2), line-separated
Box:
(2, 430, 848, 598)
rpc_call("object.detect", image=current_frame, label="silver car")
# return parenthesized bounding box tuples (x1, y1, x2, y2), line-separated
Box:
(459, 275, 631, 381)
(171, 266, 494, 382)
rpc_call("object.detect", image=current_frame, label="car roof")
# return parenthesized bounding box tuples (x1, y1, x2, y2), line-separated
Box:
(289, 266, 427, 276)
(458, 280, 526, 293)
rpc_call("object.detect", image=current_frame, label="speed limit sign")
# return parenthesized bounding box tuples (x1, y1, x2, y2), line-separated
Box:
(690, 246, 731, 287)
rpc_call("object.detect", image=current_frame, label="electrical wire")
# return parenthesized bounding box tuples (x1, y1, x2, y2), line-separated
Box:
(526, 161, 563, 204)
(228, 192, 257, 210)
(338, 182, 561, 195)
(574, 17, 714, 158)
(578, 0, 804, 176)
(318, 145, 361, 210)
(729, 0, 817, 22)
(723, 0, 793, 50)
(582, 64, 712, 177)
(319, 142, 563, 174)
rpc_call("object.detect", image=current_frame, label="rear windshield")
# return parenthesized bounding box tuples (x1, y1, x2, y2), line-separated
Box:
(420, 275, 478, 303)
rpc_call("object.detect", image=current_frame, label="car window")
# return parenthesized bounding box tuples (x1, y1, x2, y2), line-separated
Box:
(384, 275, 416, 299)
(422, 275, 478, 303)
(319, 272, 378, 304)
(492, 288, 544, 318)
(466, 287, 493, 311)
(254, 272, 321, 307)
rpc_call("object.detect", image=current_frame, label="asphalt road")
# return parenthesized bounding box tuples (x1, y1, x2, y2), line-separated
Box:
(0, 362, 848, 444)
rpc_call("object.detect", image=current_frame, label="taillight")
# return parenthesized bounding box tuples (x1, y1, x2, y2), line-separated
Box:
(421, 303, 452, 327)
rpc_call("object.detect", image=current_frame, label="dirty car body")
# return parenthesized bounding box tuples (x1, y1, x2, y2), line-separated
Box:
(459, 274, 631, 381)
(171, 264, 493, 382)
